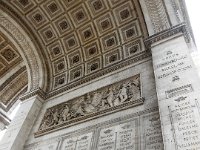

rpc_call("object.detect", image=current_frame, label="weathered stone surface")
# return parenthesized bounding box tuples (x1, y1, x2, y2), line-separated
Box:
(152, 35, 200, 149)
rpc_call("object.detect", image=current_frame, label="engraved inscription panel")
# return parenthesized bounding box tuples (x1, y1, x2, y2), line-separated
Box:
(152, 37, 200, 149)
(60, 132, 93, 150)
(169, 97, 200, 149)
(142, 113, 164, 150)
(97, 120, 138, 150)
(34, 140, 59, 150)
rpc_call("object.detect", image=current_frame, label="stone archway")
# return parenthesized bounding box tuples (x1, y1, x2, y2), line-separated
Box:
(0, 9, 45, 92)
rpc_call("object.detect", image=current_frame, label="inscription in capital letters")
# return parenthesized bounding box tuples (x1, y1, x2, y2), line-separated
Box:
(61, 138, 76, 150)
(116, 122, 136, 150)
(76, 134, 93, 150)
(98, 128, 116, 150)
(156, 51, 192, 80)
(143, 113, 164, 150)
(171, 98, 200, 149)
(61, 132, 93, 150)
(97, 120, 137, 150)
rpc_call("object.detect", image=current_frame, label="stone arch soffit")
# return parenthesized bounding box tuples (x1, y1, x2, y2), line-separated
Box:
(0, 10, 45, 92)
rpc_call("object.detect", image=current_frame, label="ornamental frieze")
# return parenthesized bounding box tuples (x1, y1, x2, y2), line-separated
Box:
(35, 74, 144, 137)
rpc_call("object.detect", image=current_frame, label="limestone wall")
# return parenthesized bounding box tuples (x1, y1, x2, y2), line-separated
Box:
(24, 60, 163, 150)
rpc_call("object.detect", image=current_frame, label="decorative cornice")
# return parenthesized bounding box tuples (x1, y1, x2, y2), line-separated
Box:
(144, 23, 190, 49)
(47, 51, 151, 99)
(0, 111, 11, 127)
(2, 51, 151, 103)
(0, 66, 26, 91)
(20, 88, 46, 101)
(0, 86, 27, 112)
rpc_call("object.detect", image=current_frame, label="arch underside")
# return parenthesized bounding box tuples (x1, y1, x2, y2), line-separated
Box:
(0, 0, 149, 104)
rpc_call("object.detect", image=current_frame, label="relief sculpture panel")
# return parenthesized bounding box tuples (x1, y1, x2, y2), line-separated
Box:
(25, 110, 163, 150)
(35, 74, 143, 137)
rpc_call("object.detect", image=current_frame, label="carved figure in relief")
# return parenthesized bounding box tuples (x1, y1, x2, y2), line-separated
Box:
(52, 108, 59, 125)
(61, 104, 70, 121)
(82, 94, 96, 114)
(42, 109, 54, 128)
(71, 97, 85, 117)
(113, 96, 120, 106)
(127, 78, 140, 99)
(106, 87, 114, 107)
(40, 120, 48, 130)
(38, 75, 141, 131)
(118, 83, 128, 103)
(91, 91, 102, 107)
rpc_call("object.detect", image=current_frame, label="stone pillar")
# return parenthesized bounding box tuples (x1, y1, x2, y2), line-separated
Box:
(0, 95, 43, 150)
(149, 25, 200, 149)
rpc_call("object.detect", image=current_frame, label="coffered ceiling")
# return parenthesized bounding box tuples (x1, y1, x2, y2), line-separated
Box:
(0, 32, 23, 78)
(0, 32, 28, 110)
(0, 0, 149, 99)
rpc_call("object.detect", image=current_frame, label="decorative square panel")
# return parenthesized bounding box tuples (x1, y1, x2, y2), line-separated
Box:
(0, 35, 5, 45)
(27, 8, 49, 29)
(86, 0, 109, 17)
(69, 65, 84, 82)
(123, 38, 145, 58)
(78, 23, 97, 45)
(53, 57, 67, 75)
(47, 41, 64, 61)
(11, 0, 36, 13)
(0, 62, 5, 72)
(114, 1, 136, 26)
(39, 25, 57, 45)
(54, 73, 67, 88)
(53, 14, 73, 36)
(109, 0, 126, 7)
(61, 0, 81, 10)
(85, 57, 102, 75)
(67, 49, 83, 68)
(83, 40, 100, 61)
(100, 31, 120, 52)
(35, 0, 43, 3)
(42, 0, 64, 19)
(103, 47, 122, 67)
(94, 12, 115, 36)
(62, 33, 80, 52)
(69, 3, 90, 27)
(0, 45, 18, 63)
(120, 21, 141, 44)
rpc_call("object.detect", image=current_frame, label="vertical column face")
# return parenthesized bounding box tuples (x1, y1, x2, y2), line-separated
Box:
(152, 36, 200, 149)
(0, 96, 42, 150)
(139, 0, 170, 35)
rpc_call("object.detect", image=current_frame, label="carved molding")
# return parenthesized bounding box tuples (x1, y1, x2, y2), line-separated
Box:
(35, 74, 144, 137)
(47, 51, 150, 98)
(0, 66, 26, 91)
(20, 88, 46, 101)
(0, 111, 10, 126)
(25, 107, 159, 149)
(144, 23, 189, 49)
(143, 0, 171, 33)
(20, 51, 150, 101)
(0, 10, 41, 91)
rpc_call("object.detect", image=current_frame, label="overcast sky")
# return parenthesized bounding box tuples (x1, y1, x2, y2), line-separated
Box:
(185, 0, 200, 50)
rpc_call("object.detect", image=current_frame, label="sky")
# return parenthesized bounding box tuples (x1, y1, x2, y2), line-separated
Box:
(185, 0, 200, 51)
